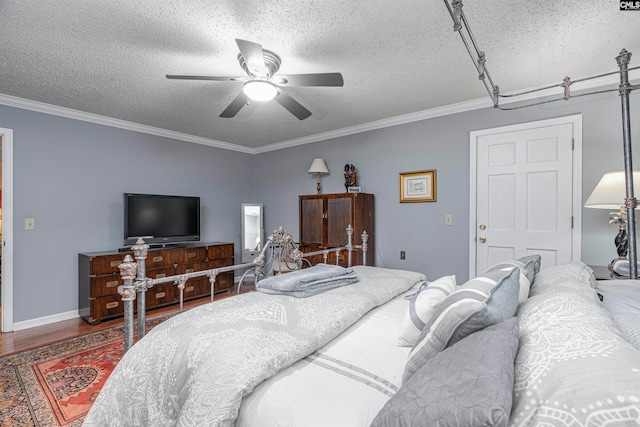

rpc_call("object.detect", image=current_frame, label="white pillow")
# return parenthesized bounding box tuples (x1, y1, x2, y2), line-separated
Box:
(397, 275, 457, 347)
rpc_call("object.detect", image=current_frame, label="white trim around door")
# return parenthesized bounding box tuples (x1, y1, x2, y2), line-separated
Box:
(1, 127, 14, 332)
(468, 115, 583, 277)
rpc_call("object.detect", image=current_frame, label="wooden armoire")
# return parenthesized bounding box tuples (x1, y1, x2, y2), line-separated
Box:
(298, 192, 374, 266)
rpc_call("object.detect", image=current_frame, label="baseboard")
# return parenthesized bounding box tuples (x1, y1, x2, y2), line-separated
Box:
(12, 309, 80, 332)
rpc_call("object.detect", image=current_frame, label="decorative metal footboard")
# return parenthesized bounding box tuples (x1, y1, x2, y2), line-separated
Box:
(117, 225, 368, 351)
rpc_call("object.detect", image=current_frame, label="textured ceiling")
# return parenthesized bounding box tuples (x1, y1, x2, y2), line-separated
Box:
(1, 1, 639, 152)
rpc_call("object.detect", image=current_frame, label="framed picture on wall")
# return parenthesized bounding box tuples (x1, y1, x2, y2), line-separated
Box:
(399, 169, 437, 203)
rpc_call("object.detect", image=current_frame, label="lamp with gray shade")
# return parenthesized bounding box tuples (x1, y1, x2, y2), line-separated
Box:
(308, 158, 329, 194)
(585, 170, 640, 276)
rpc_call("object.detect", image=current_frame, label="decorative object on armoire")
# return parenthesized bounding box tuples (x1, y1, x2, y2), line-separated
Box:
(308, 158, 329, 194)
(299, 192, 374, 266)
(343, 164, 357, 192)
(585, 170, 640, 276)
(166, 39, 343, 120)
(399, 170, 437, 203)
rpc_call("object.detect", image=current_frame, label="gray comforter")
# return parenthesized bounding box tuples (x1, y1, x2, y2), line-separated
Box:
(83, 266, 425, 427)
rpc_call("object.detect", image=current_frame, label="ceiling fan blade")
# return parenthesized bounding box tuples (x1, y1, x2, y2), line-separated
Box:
(219, 92, 249, 118)
(236, 39, 267, 77)
(275, 72, 344, 87)
(274, 91, 312, 120)
(166, 75, 245, 81)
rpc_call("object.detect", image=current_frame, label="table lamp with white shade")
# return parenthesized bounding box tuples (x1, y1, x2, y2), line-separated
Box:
(585, 170, 640, 275)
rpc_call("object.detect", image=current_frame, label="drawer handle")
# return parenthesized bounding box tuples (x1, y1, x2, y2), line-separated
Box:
(218, 249, 224, 255)
(106, 301, 118, 309)
(153, 256, 163, 263)
(185, 269, 194, 274)
(155, 292, 166, 299)
(110, 260, 120, 267)
(106, 280, 119, 288)
(155, 273, 166, 279)
(188, 252, 196, 258)
(185, 286, 194, 292)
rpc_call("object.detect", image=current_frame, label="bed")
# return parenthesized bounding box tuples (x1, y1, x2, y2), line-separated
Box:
(83, 237, 640, 427)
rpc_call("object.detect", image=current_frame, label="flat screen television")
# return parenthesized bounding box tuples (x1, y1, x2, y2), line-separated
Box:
(124, 193, 200, 247)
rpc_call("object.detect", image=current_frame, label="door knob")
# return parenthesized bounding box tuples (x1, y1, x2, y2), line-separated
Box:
(479, 224, 486, 230)
(478, 236, 487, 243)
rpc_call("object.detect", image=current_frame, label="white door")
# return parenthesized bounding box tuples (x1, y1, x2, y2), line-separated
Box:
(469, 116, 582, 276)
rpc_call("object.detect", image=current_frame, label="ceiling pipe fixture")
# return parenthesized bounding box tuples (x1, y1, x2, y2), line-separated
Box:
(243, 80, 278, 101)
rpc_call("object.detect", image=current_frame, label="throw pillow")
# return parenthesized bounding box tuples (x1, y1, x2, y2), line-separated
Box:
(403, 267, 519, 382)
(397, 275, 457, 347)
(486, 258, 534, 304)
(372, 317, 520, 427)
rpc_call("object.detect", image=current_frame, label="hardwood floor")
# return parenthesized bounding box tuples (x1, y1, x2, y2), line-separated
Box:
(0, 287, 252, 356)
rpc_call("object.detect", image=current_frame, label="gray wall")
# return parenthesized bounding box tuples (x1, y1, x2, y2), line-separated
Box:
(1, 86, 638, 324)
(0, 104, 252, 323)
(252, 91, 639, 282)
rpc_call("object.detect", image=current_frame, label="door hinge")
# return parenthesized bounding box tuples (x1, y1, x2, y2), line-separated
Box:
(572, 138, 575, 150)
(571, 216, 574, 229)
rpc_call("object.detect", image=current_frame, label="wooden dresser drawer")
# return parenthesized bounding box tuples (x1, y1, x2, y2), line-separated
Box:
(179, 247, 207, 264)
(181, 277, 211, 300)
(207, 243, 233, 260)
(90, 274, 122, 298)
(145, 283, 176, 308)
(146, 266, 175, 280)
(89, 253, 133, 275)
(215, 271, 234, 293)
(90, 294, 125, 322)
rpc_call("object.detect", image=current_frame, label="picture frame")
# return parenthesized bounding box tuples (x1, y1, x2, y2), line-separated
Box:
(399, 169, 437, 203)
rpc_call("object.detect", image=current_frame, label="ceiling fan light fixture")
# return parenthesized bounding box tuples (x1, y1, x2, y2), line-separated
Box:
(243, 80, 278, 101)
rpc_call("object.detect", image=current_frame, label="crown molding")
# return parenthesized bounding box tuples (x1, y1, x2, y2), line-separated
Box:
(0, 94, 255, 154)
(2, 66, 638, 155)
(255, 68, 640, 153)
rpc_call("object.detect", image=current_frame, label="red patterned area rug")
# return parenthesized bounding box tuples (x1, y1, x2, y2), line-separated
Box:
(0, 313, 175, 426)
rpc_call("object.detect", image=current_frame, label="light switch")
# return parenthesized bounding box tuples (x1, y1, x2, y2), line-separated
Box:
(25, 218, 36, 230)
(445, 214, 453, 226)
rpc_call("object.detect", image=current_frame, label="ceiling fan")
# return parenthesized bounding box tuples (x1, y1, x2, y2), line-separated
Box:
(166, 39, 344, 120)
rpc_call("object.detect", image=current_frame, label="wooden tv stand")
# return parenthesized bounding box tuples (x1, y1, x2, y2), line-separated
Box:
(78, 242, 233, 324)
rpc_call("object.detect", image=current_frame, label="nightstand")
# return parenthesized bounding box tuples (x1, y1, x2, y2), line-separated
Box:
(589, 265, 627, 280)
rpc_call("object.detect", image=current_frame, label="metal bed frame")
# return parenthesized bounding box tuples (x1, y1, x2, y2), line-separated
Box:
(444, 0, 639, 278)
(116, 225, 368, 351)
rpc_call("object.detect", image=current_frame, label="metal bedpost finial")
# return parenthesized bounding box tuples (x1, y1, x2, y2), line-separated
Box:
(616, 49, 631, 67)
(118, 255, 137, 282)
(117, 255, 137, 301)
(493, 85, 500, 108)
(132, 237, 149, 260)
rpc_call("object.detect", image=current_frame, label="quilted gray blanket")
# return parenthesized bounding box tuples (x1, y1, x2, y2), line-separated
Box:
(83, 266, 425, 427)
(255, 263, 359, 297)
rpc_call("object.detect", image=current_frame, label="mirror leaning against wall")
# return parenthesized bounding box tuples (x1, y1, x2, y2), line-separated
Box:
(241, 204, 263, 263)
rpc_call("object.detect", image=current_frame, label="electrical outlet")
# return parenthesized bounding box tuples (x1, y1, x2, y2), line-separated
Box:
(400, 251, 406, 260)
(445, 214, 453, 226)
(25, 218, 36, 231)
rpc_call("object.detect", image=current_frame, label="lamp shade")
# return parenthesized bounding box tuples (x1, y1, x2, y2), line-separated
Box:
(308, 158, 329, 175)
(585, 170, 640, 209)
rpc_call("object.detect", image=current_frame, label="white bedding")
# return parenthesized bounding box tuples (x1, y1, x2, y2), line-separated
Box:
(237, 284, 418, 427)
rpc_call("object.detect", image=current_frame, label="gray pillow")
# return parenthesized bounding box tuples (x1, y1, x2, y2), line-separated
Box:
(486, 258, 535, 303)
(403, 267, 519, 382)
(372, 317, 520, 427)
(517, 254, 541, 277)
